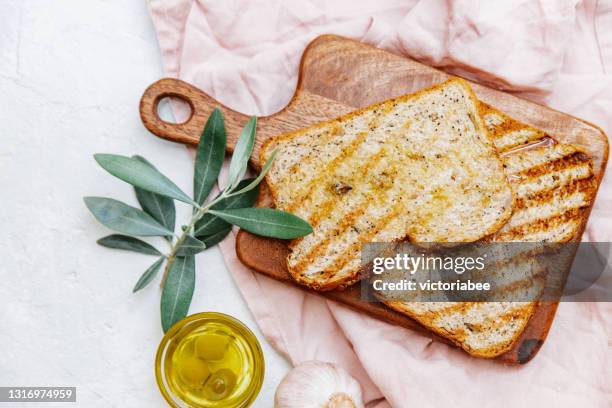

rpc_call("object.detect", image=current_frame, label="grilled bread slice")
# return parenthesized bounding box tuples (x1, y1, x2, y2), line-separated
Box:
(382, 104, 597, 358)
(260, 79, 514, 290)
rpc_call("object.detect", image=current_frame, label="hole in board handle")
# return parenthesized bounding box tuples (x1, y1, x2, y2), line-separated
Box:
(155, 94, 194, 125)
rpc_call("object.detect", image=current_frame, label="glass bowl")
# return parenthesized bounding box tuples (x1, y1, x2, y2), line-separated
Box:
(155, 312, 265, 407)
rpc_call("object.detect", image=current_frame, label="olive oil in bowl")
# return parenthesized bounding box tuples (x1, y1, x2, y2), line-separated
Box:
(156, 312, 264, 407)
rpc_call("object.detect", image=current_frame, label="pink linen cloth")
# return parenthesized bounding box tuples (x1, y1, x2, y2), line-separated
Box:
(147, 1, 612, 406)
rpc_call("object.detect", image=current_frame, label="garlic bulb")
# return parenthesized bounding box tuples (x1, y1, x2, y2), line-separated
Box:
(274, 361, 364, 408)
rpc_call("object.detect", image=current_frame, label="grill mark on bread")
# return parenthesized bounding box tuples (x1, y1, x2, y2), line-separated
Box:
(284, 129, 371, 213)
(436, 302, 537, 348)
(288, 145, 394, 248)
(453, 306, 537, 337)
(289, 204, 370, 274)
(321, 202, 404, 279)
(483, 113, 505, 131)
(441, 302, 533, 327)
(303, 150, 387, 228)
(292, 172, 403, 277)
(503, 189, 590, 230)
(287, 140, 404, 273)
(512, 150, 592, 179)
(497, 220, 580, 242)
(493, 207, 586, 242)
(269, 119, 373, 209)
(478, 103, 524, 137)
(285, 116, 387, 218)
(266, 121, 352, 183)
(471, 253, 544, 281)
(513, 163, 593, 198)
(488, 277, 546, 301)
(514, 177, 595, 209)
(503, 144, 579, 174)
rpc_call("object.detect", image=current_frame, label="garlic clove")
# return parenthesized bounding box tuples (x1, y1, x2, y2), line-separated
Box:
(274, 361, 364, 408)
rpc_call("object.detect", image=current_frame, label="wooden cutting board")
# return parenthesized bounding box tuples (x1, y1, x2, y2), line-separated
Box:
(140, 35, 608, 364)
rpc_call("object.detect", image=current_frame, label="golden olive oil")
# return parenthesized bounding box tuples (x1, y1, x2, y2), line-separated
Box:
(156, 313, 264, 408)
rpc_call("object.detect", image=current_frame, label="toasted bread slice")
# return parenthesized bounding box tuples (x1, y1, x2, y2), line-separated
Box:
(260, 79, 514, 290)
(381, 104, 597, 358)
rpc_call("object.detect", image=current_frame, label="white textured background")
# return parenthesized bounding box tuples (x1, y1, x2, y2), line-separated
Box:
(0, 1, 289, 406)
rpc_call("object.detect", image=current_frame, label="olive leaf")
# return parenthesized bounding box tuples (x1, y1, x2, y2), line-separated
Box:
(194, 108, 226, 205)
(197, 226, 232, 248)
(229, 149, 277, 196)
(84, 197, 174, 236)
(227, 116, 256, 190)
(193, 178, 259, 236)
(97, 234, 161, 255)
(133, 257, 165, 293)
(94, 154, 194, 205)
(208, 207, 313, 239)
(175, 235, 206, 256)
(132, 155, 176, 234)
(161, 256, 195, 332)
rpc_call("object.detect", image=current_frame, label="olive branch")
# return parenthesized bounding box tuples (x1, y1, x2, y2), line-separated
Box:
(84, 109, 312, 332)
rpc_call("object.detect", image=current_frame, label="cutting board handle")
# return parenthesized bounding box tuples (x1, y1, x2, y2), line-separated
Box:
(140, 77, 353, 168)
(140, 78, 250, 149)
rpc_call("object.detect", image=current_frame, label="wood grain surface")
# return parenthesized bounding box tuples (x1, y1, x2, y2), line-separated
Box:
(140, 35, 608, 364)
